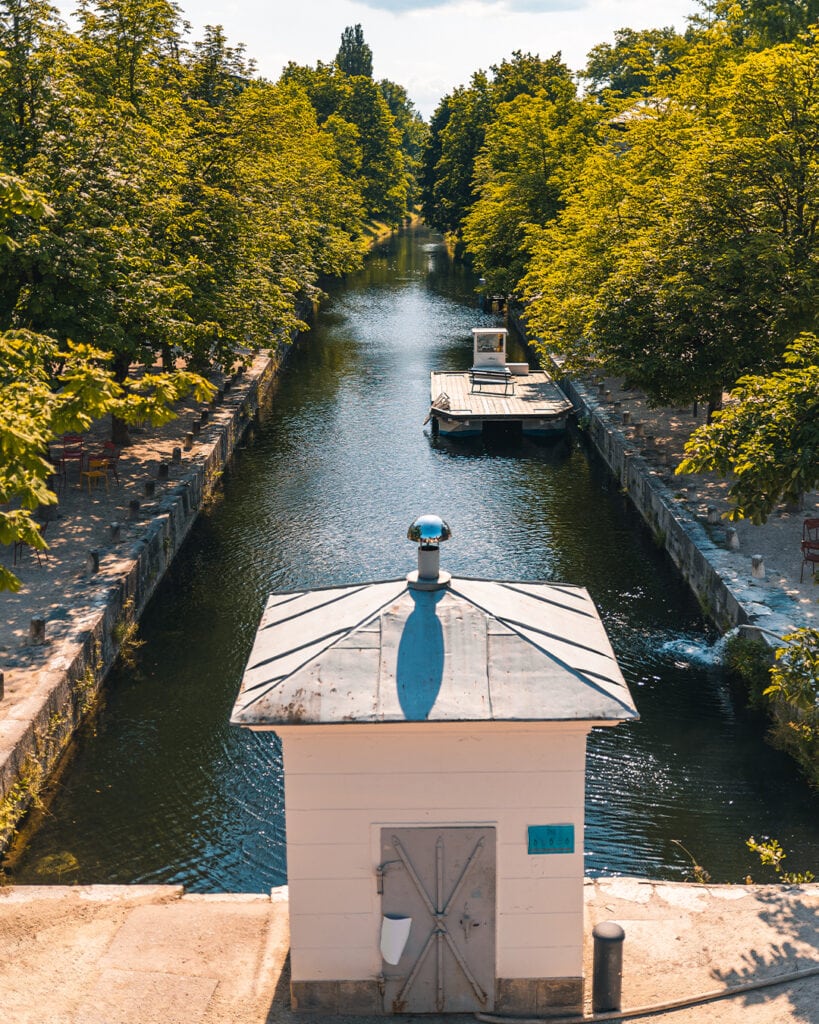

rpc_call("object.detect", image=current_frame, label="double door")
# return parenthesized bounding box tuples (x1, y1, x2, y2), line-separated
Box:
(379, 826, 495, 1014)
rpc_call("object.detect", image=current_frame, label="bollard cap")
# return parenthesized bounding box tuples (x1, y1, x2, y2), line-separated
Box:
(593, 921, 625, 942)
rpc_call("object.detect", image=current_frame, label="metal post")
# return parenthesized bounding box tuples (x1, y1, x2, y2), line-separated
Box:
(592, 921, 625, 1013)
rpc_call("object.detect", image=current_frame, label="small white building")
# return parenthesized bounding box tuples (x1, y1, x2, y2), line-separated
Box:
(231, 518, 637, 1016)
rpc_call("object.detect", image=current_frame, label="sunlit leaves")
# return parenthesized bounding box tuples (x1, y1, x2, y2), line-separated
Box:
(677, 334, 819, 522)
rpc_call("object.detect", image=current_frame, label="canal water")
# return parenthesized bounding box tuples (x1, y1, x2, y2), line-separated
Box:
(10, 225, 819, 890)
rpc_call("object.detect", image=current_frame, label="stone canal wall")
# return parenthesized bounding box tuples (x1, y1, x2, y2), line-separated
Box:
(0, 353, 280, 853)
(560, 377, 749, 632)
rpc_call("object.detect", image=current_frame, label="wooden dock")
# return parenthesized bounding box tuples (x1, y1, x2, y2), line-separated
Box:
(429, 370, 572, 437)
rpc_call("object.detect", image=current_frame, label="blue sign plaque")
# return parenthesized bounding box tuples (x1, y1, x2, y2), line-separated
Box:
(527, 824, 574, 855)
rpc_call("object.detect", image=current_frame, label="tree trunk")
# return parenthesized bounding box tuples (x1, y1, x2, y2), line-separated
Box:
(111, 355, 132, 445)
(111, 414, 131, 446)
(706, 384, 723, 423)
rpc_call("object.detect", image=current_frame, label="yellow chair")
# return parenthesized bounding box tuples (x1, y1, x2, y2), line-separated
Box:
(81, 458, 109, 494)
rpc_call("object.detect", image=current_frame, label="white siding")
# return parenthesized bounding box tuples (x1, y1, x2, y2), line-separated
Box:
(281, 723, 589, 983)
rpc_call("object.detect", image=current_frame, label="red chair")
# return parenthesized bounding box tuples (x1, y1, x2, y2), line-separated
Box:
(58, 434, 85, 483)
(800, 518, 819, 582)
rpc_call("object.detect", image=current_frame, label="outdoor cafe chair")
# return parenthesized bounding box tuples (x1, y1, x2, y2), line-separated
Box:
(13, 518, 49, 567)
(80, 457, 110, 494)
(100, 441, 121, 484)
(800, 517, 819, 582)
(57, 435, 85, 483)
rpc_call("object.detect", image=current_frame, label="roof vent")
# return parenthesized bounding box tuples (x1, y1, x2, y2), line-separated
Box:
(407, 514, 452, 591)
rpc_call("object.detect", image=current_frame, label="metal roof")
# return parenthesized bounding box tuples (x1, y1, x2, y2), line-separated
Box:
(230, 577, 637, 728)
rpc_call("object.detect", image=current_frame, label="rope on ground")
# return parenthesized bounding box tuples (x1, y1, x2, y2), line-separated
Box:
(474, 961, 819, 1024)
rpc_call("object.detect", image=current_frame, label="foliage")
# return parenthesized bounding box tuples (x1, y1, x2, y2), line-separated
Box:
(336, 23, 372, 78)
(281, 53, 410, 224)
(677, 335, 819, 522)
(523, 32, 819, 411)
(723, 632, 773, 708)
(462, 90, 601, 295)
(746, 835, 815, 883)
(763, 628, 819, 787)
(670, 838, 711, 883)
(0, 329, 213, 591)
(583, 26, 690, 96)
(420, 51, 574, 238)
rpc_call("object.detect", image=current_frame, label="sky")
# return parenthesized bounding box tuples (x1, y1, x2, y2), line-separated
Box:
(56, 1, 700, 118)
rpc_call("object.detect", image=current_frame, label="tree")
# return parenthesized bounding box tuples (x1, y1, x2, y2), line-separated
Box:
(187, 24, 254, 106)
(281, 60, 409, 224)
(421, 51, 574, 238)
(462, 90, 600, 295)
(0, 0, 62, 171)
(523, 34, 819, 413)
(379, 78, 428, 208)
(336, 23, 372, 78)
(73, 0, 183, 108)
(583, 26, 690, 97)
(677, 334, 819, 523)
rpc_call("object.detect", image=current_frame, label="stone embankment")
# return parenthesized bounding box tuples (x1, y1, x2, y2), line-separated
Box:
(561, 374, 817, 644)
(0, 352, 280, 853)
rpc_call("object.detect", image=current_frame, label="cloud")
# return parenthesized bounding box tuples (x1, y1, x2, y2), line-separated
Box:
(355, 0, 587, 13)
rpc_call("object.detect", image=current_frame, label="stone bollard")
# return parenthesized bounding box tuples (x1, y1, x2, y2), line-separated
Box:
(216, 388, 224, 404)
(613, 401, 622, 412)
(29, 617, 46, 645)
(200, 408, 209, 424)
(183, 432, 194, 451)
(128, 499, 141, 519)
(223, 379, 231, 394)
(144, 480, 156, 497)
(86, 550, 100, 574)
(110, 522, 122, 542)
(622, 411, 631, 425)
(157, 462, 169, 480)
(171, 446, 182, 464)
(707, 506, 720, 524)
(191, 420, 201, 437)
(752, 554, 765, 579)
(604, 390, 613, 402)
(726, 527, 740, 550)
(597, 382, 606, 396)
(592, 922, 625, 1013)
(236, 365, 245, 378)
(633, 421, 644, 437)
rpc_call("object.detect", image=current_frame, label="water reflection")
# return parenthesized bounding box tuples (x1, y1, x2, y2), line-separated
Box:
(10, 225, 819, 891)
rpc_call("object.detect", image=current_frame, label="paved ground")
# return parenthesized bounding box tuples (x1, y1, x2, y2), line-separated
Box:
(0, 880, 816, 1024)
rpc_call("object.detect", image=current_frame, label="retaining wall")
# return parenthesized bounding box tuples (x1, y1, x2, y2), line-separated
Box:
(0, 353, 281, 852)
(562, 378, 748, 632)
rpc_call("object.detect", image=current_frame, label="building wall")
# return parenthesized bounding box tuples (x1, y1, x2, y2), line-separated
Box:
(279, 721, 590, 986)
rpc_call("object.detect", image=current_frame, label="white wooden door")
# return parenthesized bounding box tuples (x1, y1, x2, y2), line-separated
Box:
(379, 826, 495, 1014)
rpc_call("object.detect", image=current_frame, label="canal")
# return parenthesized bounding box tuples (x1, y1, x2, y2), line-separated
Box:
(10, 224, 819, 890)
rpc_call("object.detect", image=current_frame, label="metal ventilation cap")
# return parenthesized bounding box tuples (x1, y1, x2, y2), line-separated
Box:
(407, 514, 452, 547)
(407, 515, 452, 590)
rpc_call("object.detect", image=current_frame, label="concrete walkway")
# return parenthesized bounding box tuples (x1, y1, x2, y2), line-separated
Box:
(0, 880, 816, 1024)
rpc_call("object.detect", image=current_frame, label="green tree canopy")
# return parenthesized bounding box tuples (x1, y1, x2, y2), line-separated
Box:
(523, 32, 819, 411)
(336, 23, 372, 78)
(583, 26, 690, 96)
(462, 89, 601, 296)
(677, 334, 819, 523)
(421, 51, 574, 237)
